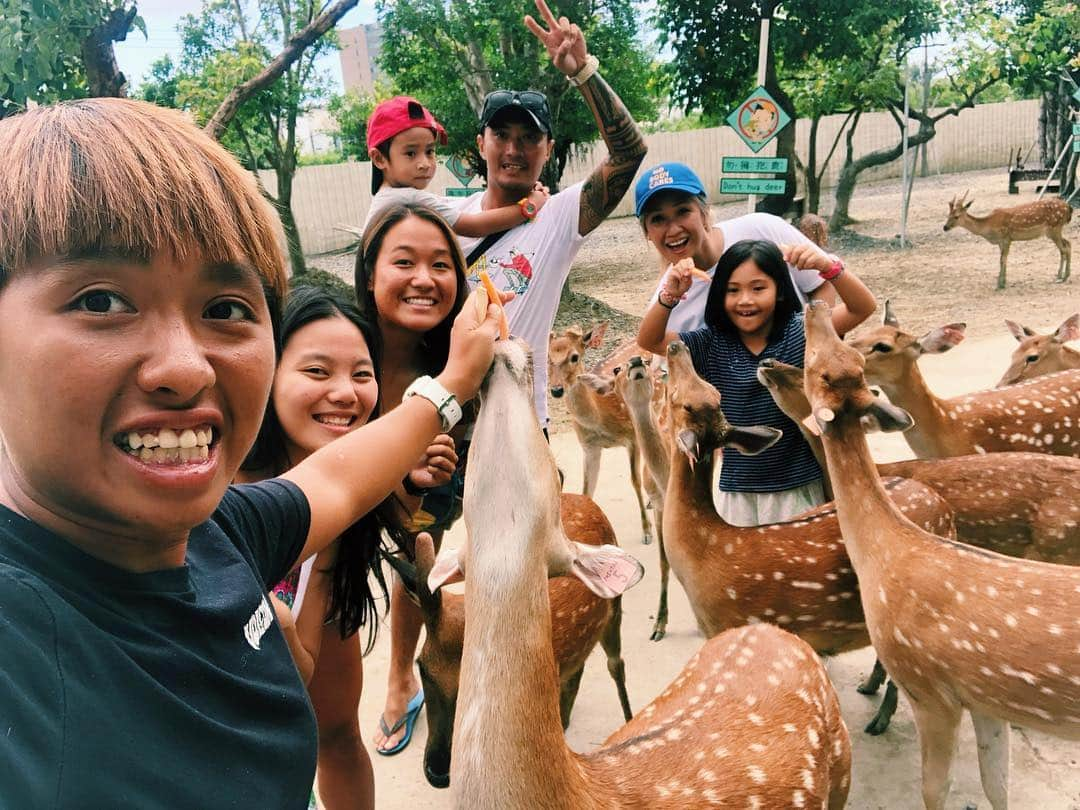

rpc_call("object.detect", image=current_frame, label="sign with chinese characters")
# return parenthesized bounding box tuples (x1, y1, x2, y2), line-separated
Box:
(725, 86, 791, 153)
(722, 156, 789, 174)
(720, 177, 787, 195)
(445, 187, 484, 198)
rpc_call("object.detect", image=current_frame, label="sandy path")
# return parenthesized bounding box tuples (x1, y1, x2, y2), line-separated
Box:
(356, 331, 1079, 810)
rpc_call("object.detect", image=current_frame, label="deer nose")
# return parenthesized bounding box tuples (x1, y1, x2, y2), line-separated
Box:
(942, 224, 950, 231)
(550, 386, 564, 398)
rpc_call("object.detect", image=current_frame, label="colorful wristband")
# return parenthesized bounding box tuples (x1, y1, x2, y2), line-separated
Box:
(518, 197, 538, 222)
(819, 256, 844, 281)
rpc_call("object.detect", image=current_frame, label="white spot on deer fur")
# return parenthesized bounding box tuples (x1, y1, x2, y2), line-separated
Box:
(748, 713, 764, 726)
(1001, 664, 1038, 686)
(792, 790, 806, 808)
(1005, 614, 1018, 628)
(747, 766, 767, 784)
(748, 797, 763, 810)
(782, 723, 797, 733)
(1026, 606, 1040, 617)
(749, 743, 766, 753)
(773, 571, 784, 580)
(1049, 624, 1063, 635)
(893, 627, 912, 647)
(801, 769, 815, 790)
(807, 727, 820, 748)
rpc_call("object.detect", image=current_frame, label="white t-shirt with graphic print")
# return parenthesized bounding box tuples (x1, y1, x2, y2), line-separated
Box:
(454, 183, 586, 425)
(651, 213, 827, 334)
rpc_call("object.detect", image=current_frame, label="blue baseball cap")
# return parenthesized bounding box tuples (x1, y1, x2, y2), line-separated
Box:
(634, 162, 706, 217)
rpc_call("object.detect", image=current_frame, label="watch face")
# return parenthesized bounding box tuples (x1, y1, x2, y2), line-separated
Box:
(525, 203, 537, 215)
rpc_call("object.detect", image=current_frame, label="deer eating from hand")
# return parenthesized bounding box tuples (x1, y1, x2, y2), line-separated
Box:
(803, 299, 1080, 810)
(943, 190, 1072, 289)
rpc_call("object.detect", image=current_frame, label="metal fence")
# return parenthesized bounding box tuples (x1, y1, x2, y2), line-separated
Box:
(265, 98, 1040, 255)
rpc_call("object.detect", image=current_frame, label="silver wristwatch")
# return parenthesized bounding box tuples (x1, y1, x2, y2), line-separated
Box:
(403, 375, 462, 433)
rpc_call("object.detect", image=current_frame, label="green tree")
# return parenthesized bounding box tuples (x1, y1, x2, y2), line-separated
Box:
(164, 0, 340, 274)
(138, 55, 180, 109)
(377, 0, 657, 189)
(326, 87, 383, 160)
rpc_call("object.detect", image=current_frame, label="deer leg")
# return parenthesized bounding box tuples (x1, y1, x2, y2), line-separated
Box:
(997, 242, 1010, 290)
(1050, 230, 1070, 282)
(558, 666, 586, 731)
(857, 658, 887, 695)
(627, 444, 652, 545)
(581, 444, 601, 498)
(650, 511, 669, 642)
(971, 711, 1010, 810)
(910, 699, 962, 810)
(599, 595, 634, 721)
(864, 678, 899, 736)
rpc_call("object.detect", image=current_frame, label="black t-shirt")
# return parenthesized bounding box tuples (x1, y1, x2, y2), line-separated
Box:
(0, 480, 316, 809)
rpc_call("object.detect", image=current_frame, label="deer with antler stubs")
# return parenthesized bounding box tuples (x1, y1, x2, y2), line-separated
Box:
(661, 340, 957, 734)
(998, 313, 1080, 387)
(848, 301, 1080, 459)
(759, 357, 1080, 564)
(802, 299, 1080, 810)
(384, 492, 632, 789)
(548, 323, 653, 545)
(433, 338, 852, 810)
(943, 190, 1072, 289)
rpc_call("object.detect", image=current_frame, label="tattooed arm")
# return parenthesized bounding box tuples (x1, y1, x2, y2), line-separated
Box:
(524, 0, 647, 236)
(574, 74, 647, 236)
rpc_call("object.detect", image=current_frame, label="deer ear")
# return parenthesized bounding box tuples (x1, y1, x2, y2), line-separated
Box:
(428, 546, 465, 593)
(963, 200, 974, 210)
(568, 542, 644, 598)
(917, 323, 966, 354)
(578, 373, 615, 396)
(882, 299, 899, 328)
(586, 321, 609, 349)
(1053, 313, 1079, 344)
(1004, 320, 1031, 341)
(723, 425, 783, 455)
(860, 397, 913, 433)
(381, 550, 422, 607)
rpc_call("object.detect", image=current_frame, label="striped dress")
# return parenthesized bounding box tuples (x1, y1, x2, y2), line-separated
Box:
(680, 312, 822, 494)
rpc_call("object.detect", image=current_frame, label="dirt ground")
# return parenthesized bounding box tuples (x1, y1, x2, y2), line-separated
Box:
(319, 167, 1080, 809)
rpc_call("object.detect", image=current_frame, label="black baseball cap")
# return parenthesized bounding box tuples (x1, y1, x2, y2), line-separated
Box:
(478, 90, 553, 136)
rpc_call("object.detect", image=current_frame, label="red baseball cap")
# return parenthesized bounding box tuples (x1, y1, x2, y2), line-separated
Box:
(366, 96, 448, 194)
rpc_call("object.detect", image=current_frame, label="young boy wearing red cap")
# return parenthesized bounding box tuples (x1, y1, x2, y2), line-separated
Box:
(364, 96, 548, 234)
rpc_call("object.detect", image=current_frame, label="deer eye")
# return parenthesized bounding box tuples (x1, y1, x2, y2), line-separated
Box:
(1026, 355, 1039, 364)
(871, 343, 893, 354)
(570, 353, 580, 363)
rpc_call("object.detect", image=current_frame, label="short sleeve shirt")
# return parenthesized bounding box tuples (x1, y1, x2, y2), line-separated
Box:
(454, 183, 586, 424)
(363, 186, 462, 230)
(0, 480, 316, 808)
(652, 213, 827, 333)
(680, 313, 823, 493)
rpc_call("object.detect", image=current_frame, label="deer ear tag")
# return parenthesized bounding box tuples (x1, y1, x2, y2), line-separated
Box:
(570, 543, 644, 599)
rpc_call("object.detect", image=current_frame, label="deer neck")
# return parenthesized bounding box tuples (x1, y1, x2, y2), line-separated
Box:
(626, 396, 670, 491)
(667, 438, 719, 516)
(818, 416, 897, 574)
(454, 362, 588, 803)
(875, 363, 951, 458)
(958, 210, 1003, 242)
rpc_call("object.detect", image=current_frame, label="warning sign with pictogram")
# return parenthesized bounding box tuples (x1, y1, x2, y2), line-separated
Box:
(726, 86, 791, 154)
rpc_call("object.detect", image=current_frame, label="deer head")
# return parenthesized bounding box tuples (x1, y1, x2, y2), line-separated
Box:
(804, 303, 913, 434)
(943, 189, 974, 231)
(665, 341, 781, 464)
(846, 300, 967, 387)
(547, 322, 608, 397)
(997, 313, 1080, 387)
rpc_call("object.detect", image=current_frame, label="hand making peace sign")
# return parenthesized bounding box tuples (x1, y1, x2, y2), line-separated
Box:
(524, 0, 589, 77)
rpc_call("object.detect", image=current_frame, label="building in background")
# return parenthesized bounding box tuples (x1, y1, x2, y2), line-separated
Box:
(339, 23, 382, 95)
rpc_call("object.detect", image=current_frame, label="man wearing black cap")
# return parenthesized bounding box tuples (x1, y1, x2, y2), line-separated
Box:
(454, 0, 648, 426)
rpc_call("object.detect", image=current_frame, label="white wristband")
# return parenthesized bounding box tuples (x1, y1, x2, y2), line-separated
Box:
(403, 375, 462, 433)
(568, 54, 600, 87)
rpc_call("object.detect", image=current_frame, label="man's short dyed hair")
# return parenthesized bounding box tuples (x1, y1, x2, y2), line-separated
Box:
(0, 98, 287, 304)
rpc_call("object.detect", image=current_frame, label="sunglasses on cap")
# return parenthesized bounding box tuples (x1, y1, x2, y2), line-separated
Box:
(479, 90, 553, 135)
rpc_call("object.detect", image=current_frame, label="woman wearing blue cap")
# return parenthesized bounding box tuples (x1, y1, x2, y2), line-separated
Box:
(633, 162, 875, 336)
(636, 162, 876, 526)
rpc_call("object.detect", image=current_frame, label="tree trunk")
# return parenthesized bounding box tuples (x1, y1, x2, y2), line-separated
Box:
(81, 5, 137, 97)
(829, 111, 862, 228)
(275, 156, 306, 275)
(806, 116, 821, 214)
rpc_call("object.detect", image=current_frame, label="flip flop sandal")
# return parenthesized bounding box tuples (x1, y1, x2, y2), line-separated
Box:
(376, 688, 424, 756)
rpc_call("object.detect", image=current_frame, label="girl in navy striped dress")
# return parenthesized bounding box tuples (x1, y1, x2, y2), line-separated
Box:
(638, 239, 875, 526)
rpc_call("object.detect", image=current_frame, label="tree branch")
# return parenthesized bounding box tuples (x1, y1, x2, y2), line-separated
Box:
(205, 0, 358, 140)
(81, 5, 138, 97)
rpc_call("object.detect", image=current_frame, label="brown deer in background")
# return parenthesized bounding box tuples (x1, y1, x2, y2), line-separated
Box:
(802, 299, 1080, 810)
(848, 301, 1080, 459)
(547, 323, 653, 545)
(943, 190, 1072, 289)
(434, 338, 852, 809)
(997, 312, 1080, 387)
(385, 492, 633, 789)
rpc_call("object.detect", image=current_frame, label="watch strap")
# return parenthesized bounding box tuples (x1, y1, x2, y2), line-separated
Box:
(403, 375, 462, 432)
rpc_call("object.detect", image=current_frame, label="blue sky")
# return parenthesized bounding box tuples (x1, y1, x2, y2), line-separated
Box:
(114, 0, 379, 93)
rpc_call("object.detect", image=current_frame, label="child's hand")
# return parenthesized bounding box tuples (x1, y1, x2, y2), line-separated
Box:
(525, 0, 588, 77)
(781, 243, 832, 275)
(407, 434, 458, 490)
(439, 287, 517, 402)
(527, 181, 550, 215)
(660, 258, 695, 302)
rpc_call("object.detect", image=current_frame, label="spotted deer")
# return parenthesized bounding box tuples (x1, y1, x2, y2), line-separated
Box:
(613, 355, 672, 640)
(998, 313, 1080, 387)
(385, 492, 632, 788)
(848, 301, 1080, 459)
(943, 190, 1072, 289)
(759, 357, 1080, 564)
(662, 340, 956, 734)
(803, 299, 1080, 810)
(433, 338, 852, 810)
(548, 323, 653, 544)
